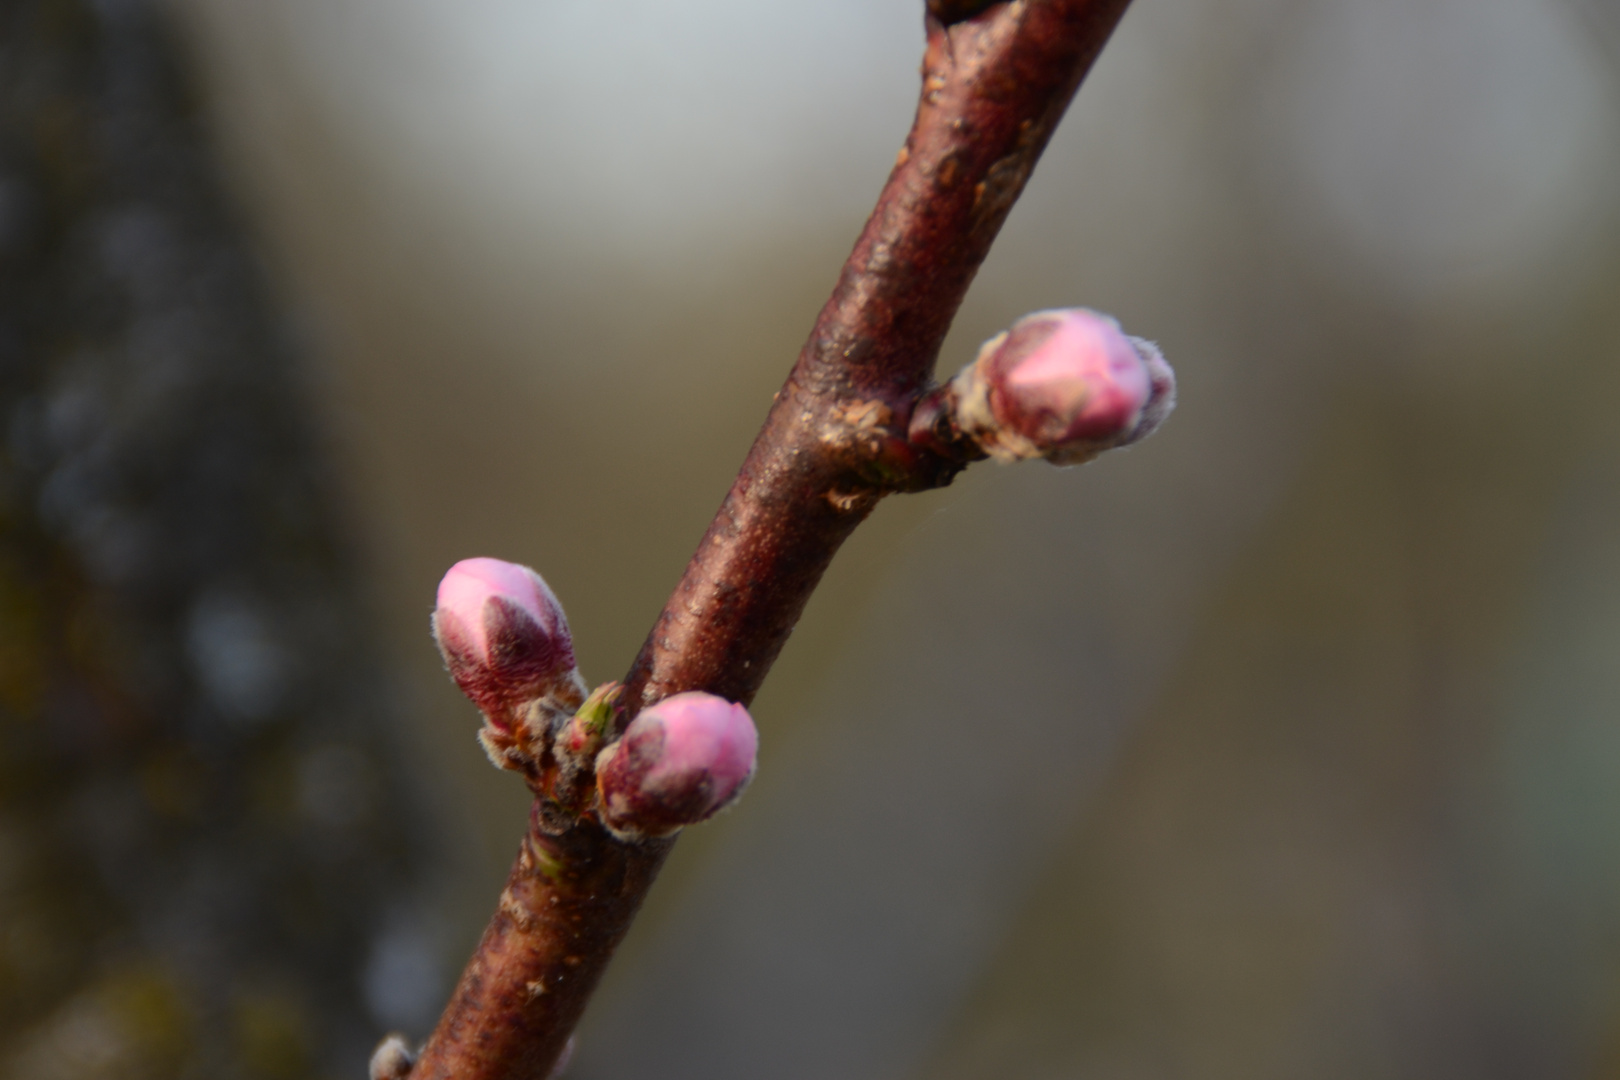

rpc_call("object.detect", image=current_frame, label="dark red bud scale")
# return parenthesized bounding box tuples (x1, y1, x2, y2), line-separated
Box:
(596, 692, 758, 839)
(432, 558, 585, 734)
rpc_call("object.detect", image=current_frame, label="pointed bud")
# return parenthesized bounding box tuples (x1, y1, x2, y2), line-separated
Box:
(432, 557, 582, 730)
(369, 1035, 415, 1080)
(953, 308, 1175, 466)
(550, 681, 623, 811)
(595, 692, 758, 839)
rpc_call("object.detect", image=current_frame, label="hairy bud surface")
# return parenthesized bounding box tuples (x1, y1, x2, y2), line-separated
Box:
(596, 692, 758, 839)
(432, 557, 582, 731)
(954, 307, 1175, 465)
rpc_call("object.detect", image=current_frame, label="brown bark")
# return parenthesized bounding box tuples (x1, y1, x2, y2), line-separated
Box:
(408, 2, 1134, 1076)
(623, 0, 1133, 714)
(407, 811, 670, 1080)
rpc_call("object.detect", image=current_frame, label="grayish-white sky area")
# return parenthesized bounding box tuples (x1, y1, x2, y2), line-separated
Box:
(189, 0, 923, 264)
(1258, 0, 1615, 303)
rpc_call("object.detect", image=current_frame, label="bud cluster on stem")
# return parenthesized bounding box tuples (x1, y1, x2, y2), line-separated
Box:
(410, 5, 1147, 1077)
(431, 557, 759, 838)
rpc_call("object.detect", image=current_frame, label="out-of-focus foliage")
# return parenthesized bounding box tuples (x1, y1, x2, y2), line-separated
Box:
(0, 2, 440, 1076)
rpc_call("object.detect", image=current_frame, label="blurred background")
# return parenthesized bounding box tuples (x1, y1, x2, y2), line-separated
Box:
(3, 0, 1620, 1077)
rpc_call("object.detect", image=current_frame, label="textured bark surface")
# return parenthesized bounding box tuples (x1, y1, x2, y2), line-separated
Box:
(410, 813, 668, 1080)
(411, 2, 1135, 1077)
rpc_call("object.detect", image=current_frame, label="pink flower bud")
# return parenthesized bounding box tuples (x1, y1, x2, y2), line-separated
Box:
(432, 557, 580, 728)
(595, 692, 758, 839)
(955, 308, 1175, 465)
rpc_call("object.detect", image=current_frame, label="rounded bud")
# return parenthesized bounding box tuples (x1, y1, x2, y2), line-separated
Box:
(432, 557, 580, 729)
(954, 308, 1175, 465)
(595, 692, 758, 839)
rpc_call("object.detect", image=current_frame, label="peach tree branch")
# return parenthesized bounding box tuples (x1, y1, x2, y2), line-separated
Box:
(390, 2, 1155, 1077)
(622, 0, 1137, 711)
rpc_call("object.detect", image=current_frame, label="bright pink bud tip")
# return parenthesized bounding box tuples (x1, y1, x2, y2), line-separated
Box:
(432, 557, 578, 726)
(965, 308, 1175, 465)
(596, 692, 758, 838)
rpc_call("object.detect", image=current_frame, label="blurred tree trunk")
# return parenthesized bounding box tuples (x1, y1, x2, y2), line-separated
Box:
(0, 1, 435, 1076)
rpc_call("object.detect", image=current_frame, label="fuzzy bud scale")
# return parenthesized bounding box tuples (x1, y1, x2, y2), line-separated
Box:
(596, 692, 758, 839)
(432, 557, 580, 729)
(954, 307, 1175, 465)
